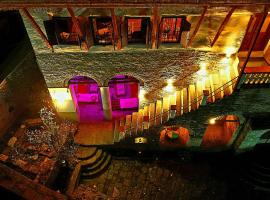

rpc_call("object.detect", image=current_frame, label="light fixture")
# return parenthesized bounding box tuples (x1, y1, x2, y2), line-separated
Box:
(139, 88, 146, 100)
(225, 47, 235, 58)
(54, 91, 69, 105)
(209, 118, 216, 124)
(49, 88, 72, 110)
(197, 63, 207, 76)
(221, 57, 230, 65)
(164, 79, 175, 93)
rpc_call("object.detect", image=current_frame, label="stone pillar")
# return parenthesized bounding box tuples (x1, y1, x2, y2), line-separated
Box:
(100, 87, 112, 120)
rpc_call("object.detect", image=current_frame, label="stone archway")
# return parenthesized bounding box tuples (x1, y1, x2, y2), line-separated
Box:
(68, 76, 103, 122)
(108, 75, 141, 119)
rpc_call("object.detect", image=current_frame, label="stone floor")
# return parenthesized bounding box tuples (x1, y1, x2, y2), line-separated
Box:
(75, 122, 114, 145)
(79, 158, 227, 200)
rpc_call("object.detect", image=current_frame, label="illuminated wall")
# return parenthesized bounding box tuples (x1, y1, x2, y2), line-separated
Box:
(48, 88, 76, 113)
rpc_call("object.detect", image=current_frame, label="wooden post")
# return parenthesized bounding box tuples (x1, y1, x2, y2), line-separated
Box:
(111, 8, 121, 50)
(67, 7, 89, 50)
(22, 8, 52, 49)
(187, 6, 207, 47)
(67, 7, 83, 38)
(120, 16, 128, 48)
(151, 5, 158, 49)
(211, 7, 235, 47)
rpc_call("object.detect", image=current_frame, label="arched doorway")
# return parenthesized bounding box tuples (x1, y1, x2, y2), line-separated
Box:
(108, 75, 140, 119)
(68, 76, 103, 122)
(201, 115, 240, 148)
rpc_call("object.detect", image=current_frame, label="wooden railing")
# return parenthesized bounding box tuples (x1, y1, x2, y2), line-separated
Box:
(115, 75, 239, 141)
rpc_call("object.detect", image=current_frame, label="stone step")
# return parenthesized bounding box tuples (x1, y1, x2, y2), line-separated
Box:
(75, 146, 98, 160)
(246, 173, 270, 188)
(80, 149, 103, 167)
(82, 151, 108, 172)
(81, 154, 112, 179)
(249, 167, 270, 180)
(116, 64, 238, 141)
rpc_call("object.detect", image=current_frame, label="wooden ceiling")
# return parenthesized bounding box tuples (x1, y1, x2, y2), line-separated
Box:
(0, 0, 270, 8)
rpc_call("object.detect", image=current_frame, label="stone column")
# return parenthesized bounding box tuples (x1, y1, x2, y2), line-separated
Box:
(100, 87, 112, 120)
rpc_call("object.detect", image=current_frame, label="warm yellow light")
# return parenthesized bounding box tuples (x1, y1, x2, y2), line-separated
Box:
(49, 88, 72, 107)
(139, 89, 146, 100)
(164, 79, 175, 93)
(209, 118, 216, 124)
(198, 63, 207, 76)
(167, 79, 173, 85)
(225, 47, 235, 58)
(221, 57, 230, 65)
(54, 92, 69, 104)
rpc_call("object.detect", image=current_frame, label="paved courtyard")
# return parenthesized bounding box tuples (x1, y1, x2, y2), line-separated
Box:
(79, 158, 227, 200)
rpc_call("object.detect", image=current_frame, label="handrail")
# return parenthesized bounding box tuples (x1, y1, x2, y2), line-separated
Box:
(234, 6, 268, 91)
(122, 75, 239, 137)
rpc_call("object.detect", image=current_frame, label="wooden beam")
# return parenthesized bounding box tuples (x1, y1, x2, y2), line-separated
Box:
(0, 163, 66, 200)
(210, 7, 235, 47)
(1, 1, 270, 8)
(111, 8, 121, 50)
(187, 6, 207, 47)
(120, 16, 128, 48)
(238, 14, 255, 51)
(22, 8, 52, 49)
(234, 6, 268, 90)
(244, 66, 270, 73)
(151, 5, 158, 49)
(67, 7, 83, 38)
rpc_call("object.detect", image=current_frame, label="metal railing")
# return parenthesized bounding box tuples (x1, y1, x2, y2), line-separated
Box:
(119, 75, 239, 139)
(242, 72, 270, 85)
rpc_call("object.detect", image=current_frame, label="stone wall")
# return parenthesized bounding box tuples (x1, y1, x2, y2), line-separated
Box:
(36, 49, 224, 101)
(20, 7, 250, 102)
(0, 33, 52, 141)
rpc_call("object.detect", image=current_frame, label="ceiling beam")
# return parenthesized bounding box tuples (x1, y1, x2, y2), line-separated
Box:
(21, 8, 52, 49)
(210, 7, 236, 47)
(187, 6, 207, 47)
(111, 8, 121, 50)
(1, 1, 270, 8)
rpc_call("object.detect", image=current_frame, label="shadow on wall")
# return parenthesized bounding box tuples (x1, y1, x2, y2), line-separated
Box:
(0, 10, 27, 81)
(0, 10, 52, 142)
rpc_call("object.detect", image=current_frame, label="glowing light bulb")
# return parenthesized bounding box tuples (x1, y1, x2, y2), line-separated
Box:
(225, 47, 235, 58)
(198, 63, 207, 76)
(209, 118, 216, 124)
(139, 89, 146, 100)
(164, 79, 175, 93)
(54, 91, 69, 105)
(221, 57, 229, 65)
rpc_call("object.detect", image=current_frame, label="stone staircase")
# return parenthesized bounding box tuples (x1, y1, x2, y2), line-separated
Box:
(113, 57, 240, 142)
(67, 146, 111, 195)
(239, 144, 270, 193)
